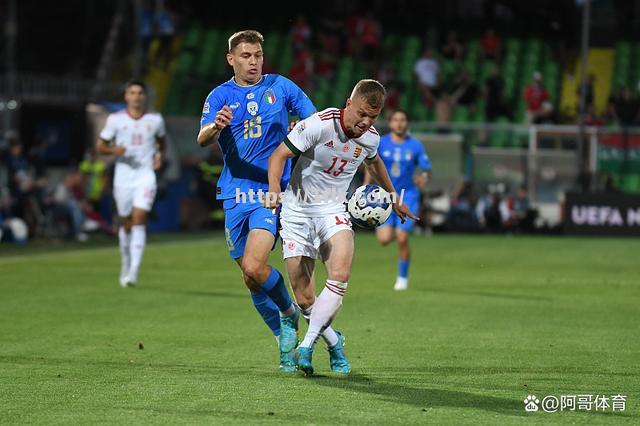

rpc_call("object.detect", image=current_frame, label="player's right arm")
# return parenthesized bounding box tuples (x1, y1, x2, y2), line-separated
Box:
(95, 115, 125, 156)
(197, 89, 229, 147)
(266, 115, 322, 208)
(197, 106, 232, 147)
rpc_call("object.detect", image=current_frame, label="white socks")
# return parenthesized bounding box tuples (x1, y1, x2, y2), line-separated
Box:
(128, 225, 146, 283)
(300, 302, 340, 347)
(300, 280, 347, 348)
(118, 227, 131, 280)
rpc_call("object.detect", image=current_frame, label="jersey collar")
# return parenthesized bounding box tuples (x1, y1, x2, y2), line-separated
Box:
(339, 109, 355, 139)
(231, 75, 265, 88)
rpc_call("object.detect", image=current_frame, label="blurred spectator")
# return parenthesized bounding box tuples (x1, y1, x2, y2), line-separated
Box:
(608, 87, 639, 126)
(509, 185, 537, 232)
(79, 150, 115, 234)
(523, 71, 552, 124)
(485, 64, 511, 121)
(51, 172, 89, 242)
(290, 48, 314, 91)
(314, 52, 335, 79)
(153, 5, 176, 67)
(480, 28, 502, 62)
(581, 73, 596, 110)
(441, 31, 464, 62)
(376, 63, 399, 115)
(446, 179, 479, 231)
(583, 104, 605, 126)
(600, 174, 619, 193)
(414, 48, 440, 108)
(140, 2, 155, 60)
(2, 137, 46, 234)
(476, 184, 510, 232)
(450, 71, 479, 111)
(291, 15, 312, 53)
(317, 14, 342, 57)
(357, 12, 382, 63)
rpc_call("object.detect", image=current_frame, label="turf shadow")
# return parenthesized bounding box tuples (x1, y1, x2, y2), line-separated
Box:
(311, 372, 524, 416)
(140, 286, 246, 299)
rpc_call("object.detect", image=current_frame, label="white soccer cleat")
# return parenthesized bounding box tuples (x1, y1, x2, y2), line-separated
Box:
(393, 277, 408, 291)
(119, 266, 130, 288)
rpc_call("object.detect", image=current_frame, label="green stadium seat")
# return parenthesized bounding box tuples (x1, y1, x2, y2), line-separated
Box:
(489, 117, 511, 147)
(621, 174, 640, 193)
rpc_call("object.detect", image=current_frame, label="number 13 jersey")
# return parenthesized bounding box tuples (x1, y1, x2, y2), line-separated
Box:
(283, 108, 380, 218)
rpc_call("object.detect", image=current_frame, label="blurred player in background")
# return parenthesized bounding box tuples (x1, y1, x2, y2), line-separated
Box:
(96, 80, 166, 287)
(367, 110, 432, 291)
(267, 80, 417, 375)
(197, 30, 316, 371)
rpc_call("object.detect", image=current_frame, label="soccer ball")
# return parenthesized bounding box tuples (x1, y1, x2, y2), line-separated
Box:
(347, 185, 393, 228)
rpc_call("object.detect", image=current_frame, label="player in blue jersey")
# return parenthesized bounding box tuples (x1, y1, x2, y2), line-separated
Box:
(196, 30, 315, 371)
(369, 110, 432, 291)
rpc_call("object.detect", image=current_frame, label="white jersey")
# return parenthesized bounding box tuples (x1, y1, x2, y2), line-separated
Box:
(283, 108, 380, 217)
(99, 110, 166, 187)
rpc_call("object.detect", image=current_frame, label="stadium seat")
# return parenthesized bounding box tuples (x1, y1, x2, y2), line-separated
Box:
(489, 117, 511, 147)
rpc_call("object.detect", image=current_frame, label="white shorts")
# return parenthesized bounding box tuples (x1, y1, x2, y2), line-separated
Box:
(280, 212, 353, 259)
(113, 176, 157, 217)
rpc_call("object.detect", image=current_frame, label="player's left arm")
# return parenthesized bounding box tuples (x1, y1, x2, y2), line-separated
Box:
(154, 117, 167, 170)
(365, 154, 419, 223)
(414, 143, 432, 190)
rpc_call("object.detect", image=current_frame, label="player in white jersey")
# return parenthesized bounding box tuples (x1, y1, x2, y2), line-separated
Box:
(96, 80, 166, 287)
(267, 80, 417, 375)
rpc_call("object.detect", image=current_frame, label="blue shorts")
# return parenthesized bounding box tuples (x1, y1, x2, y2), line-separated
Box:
(378, 190, 420, 233)
(223, 198, 279, 259)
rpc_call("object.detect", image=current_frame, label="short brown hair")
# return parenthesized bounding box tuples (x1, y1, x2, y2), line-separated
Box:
(350, 79, 386, 109)
(228, 30, 264, 52)
(389, 109, 409, 121)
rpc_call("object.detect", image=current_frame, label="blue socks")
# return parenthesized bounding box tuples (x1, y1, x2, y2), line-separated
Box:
(250, 290, 281, 336)
(261, 267, 295, 315)
(398, 258, 410, 279)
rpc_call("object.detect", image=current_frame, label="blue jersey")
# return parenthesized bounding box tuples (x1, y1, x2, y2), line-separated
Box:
(201, 74, 315, 200)
(378, 134, 432, 194)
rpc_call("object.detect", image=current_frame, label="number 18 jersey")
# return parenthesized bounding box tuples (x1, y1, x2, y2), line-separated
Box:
(283, 108, 380, 218)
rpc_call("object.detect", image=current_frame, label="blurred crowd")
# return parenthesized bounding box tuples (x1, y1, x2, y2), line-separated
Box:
(0, 135, 115, 244)
(441, 180, 538, 233)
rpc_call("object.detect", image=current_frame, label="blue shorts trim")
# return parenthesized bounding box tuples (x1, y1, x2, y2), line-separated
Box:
(223, 199, 279, 259)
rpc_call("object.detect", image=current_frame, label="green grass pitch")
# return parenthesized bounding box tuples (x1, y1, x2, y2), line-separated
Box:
(1, 233, 638, 424)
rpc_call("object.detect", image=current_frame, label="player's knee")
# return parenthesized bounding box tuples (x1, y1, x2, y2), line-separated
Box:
(397, 233, 409, 245)
(242, 259, 269, 285)
(295, 292, 315, 310)
(377, 231, 394, 246)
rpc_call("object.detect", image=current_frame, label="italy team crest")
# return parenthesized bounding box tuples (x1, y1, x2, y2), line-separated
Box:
(264, 89, 276, 105)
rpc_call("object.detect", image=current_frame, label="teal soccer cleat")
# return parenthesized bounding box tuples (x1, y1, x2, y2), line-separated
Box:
(297, 346, 314, 376)
(328, 331, 351, 374)
(279, 348, 297, 372)
(278, 309, 299, 372)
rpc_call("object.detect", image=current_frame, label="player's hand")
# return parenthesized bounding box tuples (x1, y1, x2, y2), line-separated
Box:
(288, 120, 299, 132)
(215, 106, 233, 130)
(112, 146, 126, 156)
(393, 200, 419, 224)
(153, 152, 163, 170)
(414, 174, 428, 189)
(264, 188, 282, 209)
